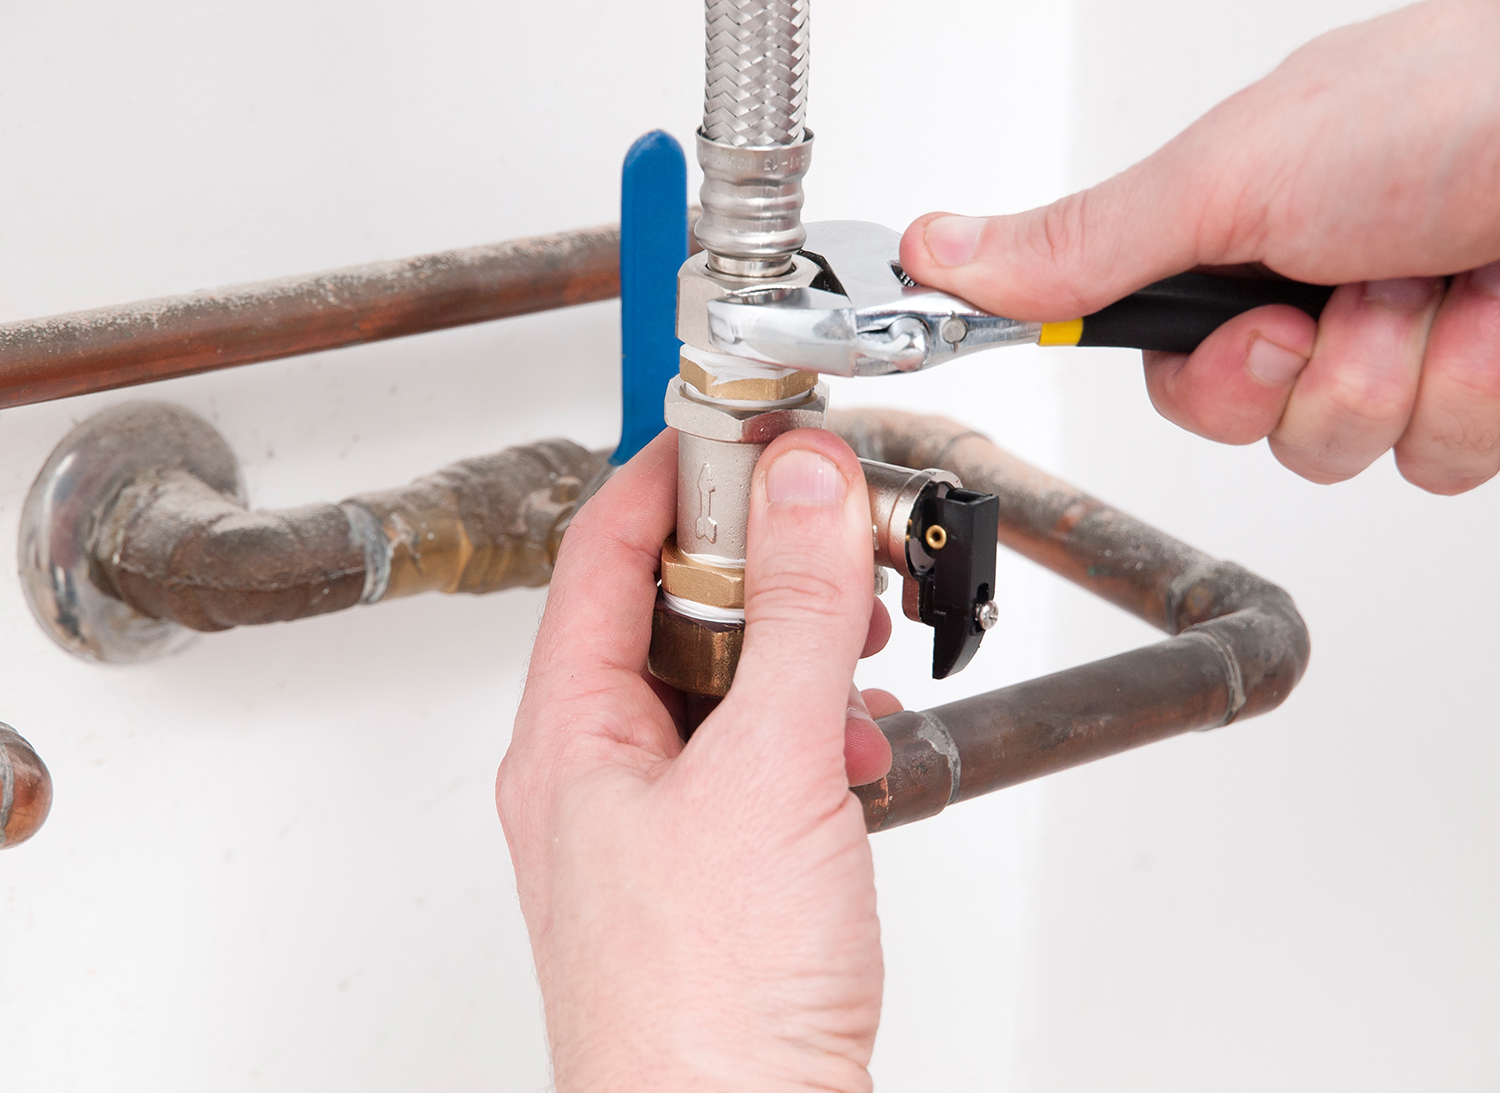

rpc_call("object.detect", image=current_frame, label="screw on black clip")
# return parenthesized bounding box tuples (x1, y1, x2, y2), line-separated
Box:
(911, 486, 1000, 679)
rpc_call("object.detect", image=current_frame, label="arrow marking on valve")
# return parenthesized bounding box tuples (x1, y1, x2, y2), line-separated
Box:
(696, 462, 718, 544)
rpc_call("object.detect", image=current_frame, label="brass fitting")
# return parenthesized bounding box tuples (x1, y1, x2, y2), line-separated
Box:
(679, 354, 817, 403)
(660, 535, 745, 609)
(348, 442, 594, 600)
(647, 598, 743, 697)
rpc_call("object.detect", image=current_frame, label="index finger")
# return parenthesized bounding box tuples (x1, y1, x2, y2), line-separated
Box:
(526, 429, 678, 694)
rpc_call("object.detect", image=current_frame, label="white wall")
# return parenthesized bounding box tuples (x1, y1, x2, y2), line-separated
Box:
(1019, 2, 1500, 1090)
(0, 2, 1073, 1090)
(4, 2, 1494, 1089)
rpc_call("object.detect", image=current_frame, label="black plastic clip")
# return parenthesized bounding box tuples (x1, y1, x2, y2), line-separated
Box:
(910, 486, 1000, 679)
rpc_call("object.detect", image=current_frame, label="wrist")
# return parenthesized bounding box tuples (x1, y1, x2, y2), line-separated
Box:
(549, 1005, 873, 1093)
(555, 1052, 872, 1093)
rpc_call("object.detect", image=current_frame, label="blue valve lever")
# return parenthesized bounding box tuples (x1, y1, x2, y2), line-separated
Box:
(612, 130, 688, 465)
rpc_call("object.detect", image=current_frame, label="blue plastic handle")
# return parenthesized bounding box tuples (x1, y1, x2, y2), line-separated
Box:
(613, 130, 688, 465)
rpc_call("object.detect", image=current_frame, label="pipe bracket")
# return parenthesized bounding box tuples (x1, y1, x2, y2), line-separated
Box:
(19, 401, 244, 662)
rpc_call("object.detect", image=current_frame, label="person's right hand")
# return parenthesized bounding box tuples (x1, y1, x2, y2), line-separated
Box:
(899, 0, 1500, 495)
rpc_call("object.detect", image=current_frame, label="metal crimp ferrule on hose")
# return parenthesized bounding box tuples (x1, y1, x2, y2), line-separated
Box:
(696, 0, 813, 278)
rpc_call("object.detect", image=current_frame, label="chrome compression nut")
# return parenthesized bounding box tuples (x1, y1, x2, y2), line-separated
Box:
(662, 375, 827, 443)
(676, 251, 821, 354)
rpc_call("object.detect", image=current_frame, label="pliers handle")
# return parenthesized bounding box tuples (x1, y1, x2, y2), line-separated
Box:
(1041, 270, 1334, 354)
(703, 221, 1334, 376)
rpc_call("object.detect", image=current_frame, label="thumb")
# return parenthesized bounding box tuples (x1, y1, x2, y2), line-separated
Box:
(898, 140, 1220, 322)
(709, 429, 874, 782)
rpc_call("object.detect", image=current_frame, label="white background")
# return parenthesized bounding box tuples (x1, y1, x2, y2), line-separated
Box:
(0, 0, 1494, 1089)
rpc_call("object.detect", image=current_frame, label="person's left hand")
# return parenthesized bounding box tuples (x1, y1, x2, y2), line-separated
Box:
(498, 427, 900, 1093)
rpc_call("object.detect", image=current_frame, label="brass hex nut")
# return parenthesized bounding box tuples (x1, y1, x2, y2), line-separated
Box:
(679, 354, 818, 403)
(660, 535, 744, 609)
(662, 377, 827, 442)
(648, 598, 743, 697)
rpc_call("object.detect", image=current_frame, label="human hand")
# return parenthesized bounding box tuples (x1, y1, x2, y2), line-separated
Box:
(497, 428, 899, 1093)
(900, 0, 1500, 494)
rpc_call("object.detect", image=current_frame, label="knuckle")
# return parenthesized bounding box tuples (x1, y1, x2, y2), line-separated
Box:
(1396, 455, 1497, 495)
(494, 756, 525, 834)
(1395, 416, 1500, 495)
(1427, 351, 1500, 405)
(1419, 409, 1500, 461)
(1322, 368, 1418, 428)
(746, 564, 856, 622)
(1268, 433, 1367, 485)
(1025, 194, 1096, 315)
(1038, 192, 1088, 261)
(1194, 162, 1265, 261)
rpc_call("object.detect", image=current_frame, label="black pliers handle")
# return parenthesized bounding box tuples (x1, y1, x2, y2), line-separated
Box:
(1038, 272, 1335, 354)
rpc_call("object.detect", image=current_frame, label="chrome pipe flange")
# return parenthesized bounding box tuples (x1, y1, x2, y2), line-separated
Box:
(19, 401, 244, 663)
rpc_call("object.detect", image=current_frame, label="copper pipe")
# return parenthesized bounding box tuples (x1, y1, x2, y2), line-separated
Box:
(1, 725, 52, 849)
(831, 410, 1310, 832)
(76, 404, 605, 633)
(29, 402, 1306, 837)
(0, 213, 700, 410)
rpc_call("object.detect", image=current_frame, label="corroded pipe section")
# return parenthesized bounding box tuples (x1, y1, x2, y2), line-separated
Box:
(0, 214, 701, 411)
(23, 402, 605, 659)
(22, 401, 1307, 839)
(94, 438, 604, 632)
(346, 441, 600, 601)
(1, 725, 52, 849)
(831, 409, 1310, 832)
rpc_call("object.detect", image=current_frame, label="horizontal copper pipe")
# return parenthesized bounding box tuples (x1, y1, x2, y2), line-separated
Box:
(831, 410, 1310, 832)
(0, 213, 700, 410)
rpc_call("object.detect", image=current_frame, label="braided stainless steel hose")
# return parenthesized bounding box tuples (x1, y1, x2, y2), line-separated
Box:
(653, 1, 828, 715)
(695, 0, 814, 277)
(703, 0, 809, 146)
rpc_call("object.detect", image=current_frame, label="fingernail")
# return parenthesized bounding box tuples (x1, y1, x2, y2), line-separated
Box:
(1246, 336, 1310, 387)
(1363, 277, 1438, 310)
(766, 448, 845, 506)
(1472, 260, 1500, 299)
(846, 683, 877, 726)
(923, 215, 987, 268)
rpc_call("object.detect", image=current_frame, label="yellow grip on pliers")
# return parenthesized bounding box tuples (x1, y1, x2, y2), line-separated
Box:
(1037, 319, 1084, 346)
